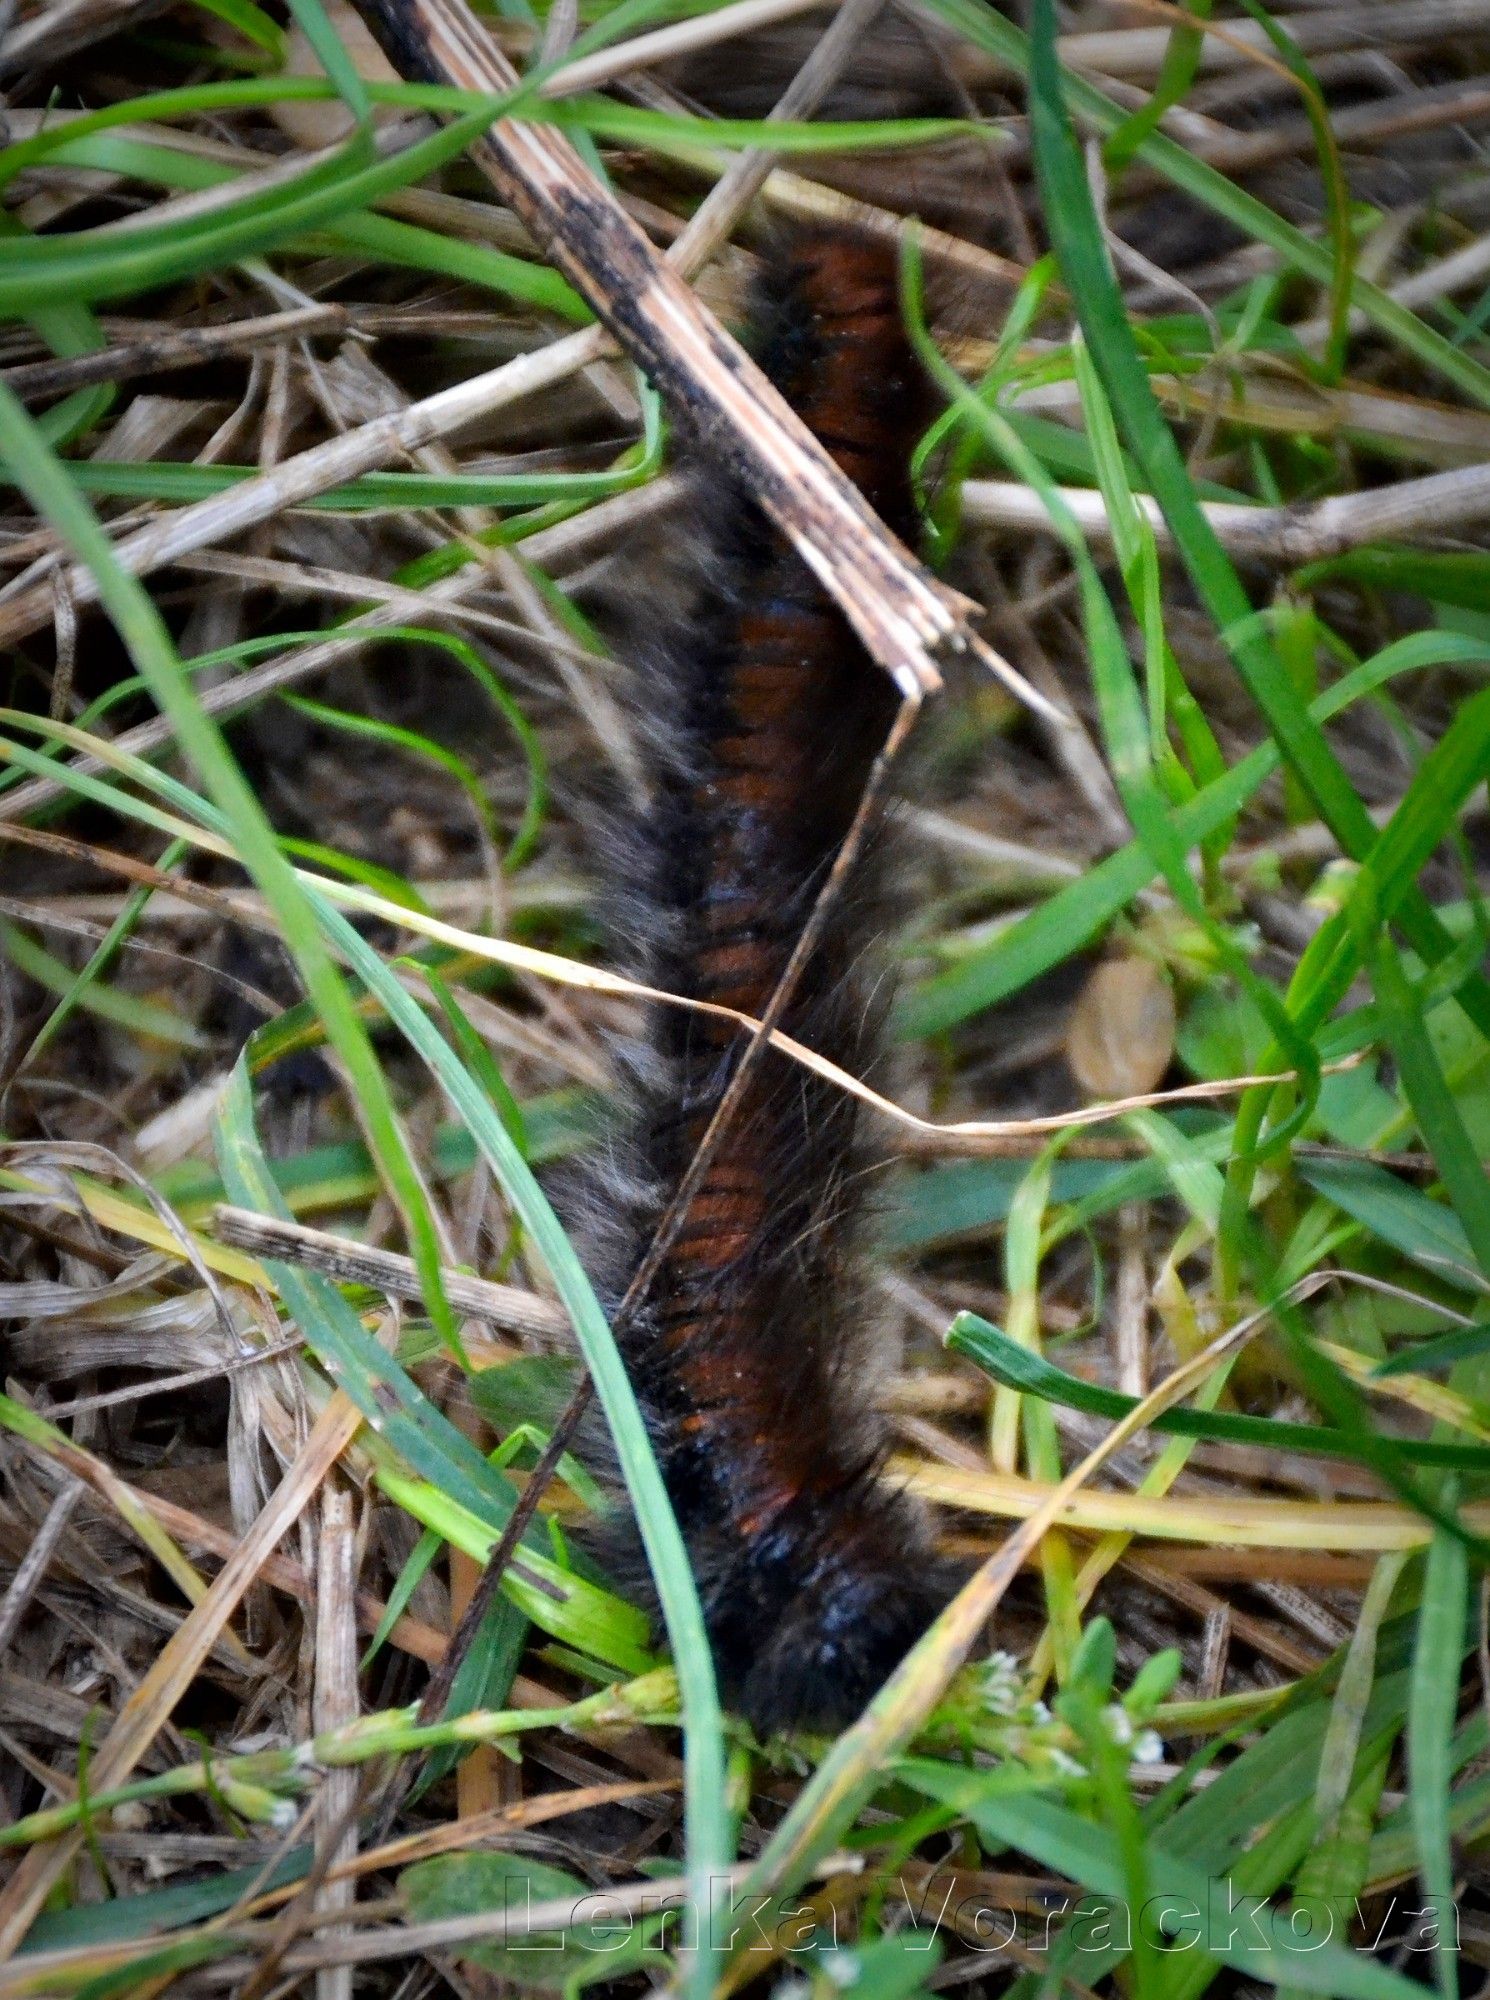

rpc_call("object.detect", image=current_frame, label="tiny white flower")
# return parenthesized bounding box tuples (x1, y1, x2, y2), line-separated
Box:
(1104, 1704, 1134, 1746)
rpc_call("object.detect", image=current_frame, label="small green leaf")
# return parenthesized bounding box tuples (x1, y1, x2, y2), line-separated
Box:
(401, 1853, 663, 1987)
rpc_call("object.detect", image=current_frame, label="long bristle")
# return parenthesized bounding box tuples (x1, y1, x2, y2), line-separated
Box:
(570, 228, 953, 1733)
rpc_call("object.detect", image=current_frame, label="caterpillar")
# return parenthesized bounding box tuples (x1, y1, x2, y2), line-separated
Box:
(579, 229, 953, 1734)
(340, 0, 960, 1737)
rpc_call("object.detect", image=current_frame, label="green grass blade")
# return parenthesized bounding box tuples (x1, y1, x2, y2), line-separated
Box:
(901, 633, 1490, 1037)
(902, 1764, 1426, 2000)
(0, 376, 465, 1361)
(283, 0, 372, 125)
(1, 915, 208, 1053)
(946, 1313, 1490, 1471)
(926, 0, 1490, 410)
(1410, 1511, 1468, 2000)
(291, 899, 729, 1999)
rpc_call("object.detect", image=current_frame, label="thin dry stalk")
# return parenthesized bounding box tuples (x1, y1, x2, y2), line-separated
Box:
(962, 460, 1490, 561)
(213, 1207, 567, 1343)
(313, 1488, 360, 2000)
(0, 477, 682, 823)
(1058, 1, 1489, 79)
(345, 0, 972, 696)
(0, 328, 610, 650)
(0, 1479, 81, 1656)
(0, 1393, 364, 1956)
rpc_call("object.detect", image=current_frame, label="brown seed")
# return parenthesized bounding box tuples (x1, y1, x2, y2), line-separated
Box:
(1066, 957, 1177, 1101)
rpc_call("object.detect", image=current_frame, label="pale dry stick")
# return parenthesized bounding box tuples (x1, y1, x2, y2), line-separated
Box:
(0, 326, 608, 651)
(214, 1206, 567, 1342)
(665, 0, 891, 272)
(225, 0, 846, 104)
(1124, 1551, 1319, 1679)
(0, 475, 681, 824)
(908, 805, 1085, 889)
(1187, 74, 1490, 178)
(0, 1481, 82, 1656)
(1293, 226, 1490, 350)
(243, 0, 839, 115)
(1114, 1202, 1149, 1403)
(345, 0, 985, 700)
(191, 1855, 865, 1986)
(960, 461, 1490, 563)
(0, 0, 166, 75)
(275, 0, 842, 107)
(44, 1338, 308, 1421)
(984, 344, 1490, 472)
(1056, 1, 1488, 80)
(313, 1489, 359, 2000)
(531, 0, 832, 98)
(47, 571, 75, 722)
(0, 1391, 365, 1960)
(1, 304, 349, 402)
(1146, 368, 1490, 471)
(670, 150, 1029, 300)
(173, 547, 620, 672)
(985, 546, 1129, 848)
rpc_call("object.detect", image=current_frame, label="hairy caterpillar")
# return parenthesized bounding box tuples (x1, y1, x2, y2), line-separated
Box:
(579, 229, 953, 1733)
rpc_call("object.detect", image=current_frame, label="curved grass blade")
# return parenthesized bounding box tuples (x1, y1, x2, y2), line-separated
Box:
(1025, 0, 1490, 1052)
(926, 0, 1490, 411)
(0, 378, 465, 1361)
(1, 916, 207, 1053)
(900, 631, 1490, 1037)
(947, 1313, 1490, 1473)
(15, 837, 191, 1071)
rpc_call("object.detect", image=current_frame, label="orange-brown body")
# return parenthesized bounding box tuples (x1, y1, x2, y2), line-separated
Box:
(581, 233, 951, 1730)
